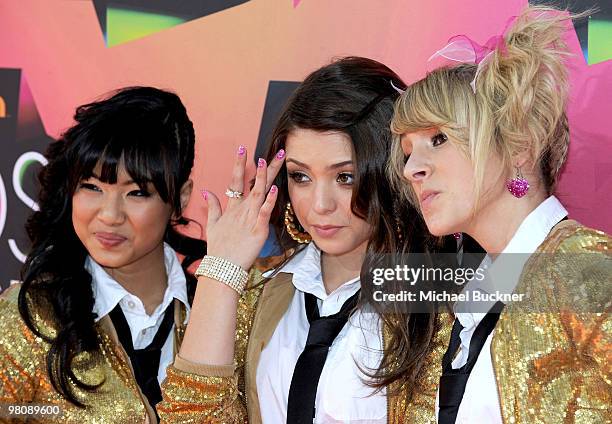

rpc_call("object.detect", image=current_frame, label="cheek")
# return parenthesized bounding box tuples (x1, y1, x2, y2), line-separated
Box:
(129, 202, 172, 239)
(337, 189, 356, 219)
(71, 193, 96, 234)
(287, 185, 309, 223)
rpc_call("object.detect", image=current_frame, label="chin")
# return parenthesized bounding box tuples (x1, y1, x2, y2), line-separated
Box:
(311, 237, 359, 257)
(87, 249, 130, 269)
(423, 219, 454, 238)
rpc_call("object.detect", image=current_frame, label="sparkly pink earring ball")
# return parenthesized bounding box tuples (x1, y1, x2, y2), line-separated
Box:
(507, 168, 530, 198)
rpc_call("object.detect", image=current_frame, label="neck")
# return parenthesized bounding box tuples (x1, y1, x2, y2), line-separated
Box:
(320, 242, 367, 294)
(104, 243, 168, 315)
(466, 191, 547, 255)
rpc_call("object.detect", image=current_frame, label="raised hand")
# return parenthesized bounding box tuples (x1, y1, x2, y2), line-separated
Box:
(202, 145, 285, 271)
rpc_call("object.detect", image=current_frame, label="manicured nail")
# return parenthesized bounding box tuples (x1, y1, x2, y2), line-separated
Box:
(200, 189, 208, 200)
(237, 145, 246, 156)
(258, 158, 266, 168)
(270, 185, 278, 193)
(276, 149, 285, 160)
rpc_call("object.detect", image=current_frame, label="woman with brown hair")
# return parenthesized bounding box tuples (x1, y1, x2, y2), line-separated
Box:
(158, 57, 457, 423)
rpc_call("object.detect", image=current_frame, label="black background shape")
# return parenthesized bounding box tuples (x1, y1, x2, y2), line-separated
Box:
(93, 0, 253, 37)
(0, 69, 52, 291)
(255, 81, 300, 162)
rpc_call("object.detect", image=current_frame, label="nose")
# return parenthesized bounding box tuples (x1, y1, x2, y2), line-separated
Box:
(97, 193, 126, 226)
(403, 151, 432, 183)
(312, 182, 336, 215)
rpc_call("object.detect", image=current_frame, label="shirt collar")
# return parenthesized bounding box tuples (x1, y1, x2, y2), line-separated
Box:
(268, 242, 360, 300)
(500, 195, 568, 254)
(88, 242, 190, 323)
(456, 196, 568, 314)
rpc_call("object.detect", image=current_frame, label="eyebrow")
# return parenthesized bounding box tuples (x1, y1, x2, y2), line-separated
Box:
(285, 158, 354, 170)
(90, 172, 140, 186)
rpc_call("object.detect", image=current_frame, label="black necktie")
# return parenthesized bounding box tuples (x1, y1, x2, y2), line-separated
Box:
(110, 301, 175, 419)
(286, 290, 360, 424)
(438, 301, 504, 424)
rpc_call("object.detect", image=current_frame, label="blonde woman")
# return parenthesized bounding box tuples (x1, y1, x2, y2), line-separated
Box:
(388, 6, 610, 424)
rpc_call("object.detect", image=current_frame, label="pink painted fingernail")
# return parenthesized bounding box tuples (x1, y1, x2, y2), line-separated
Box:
(237, 145, 246, 156)
(276, 149, 285, 160)
(270, 185, 278, 193)
(258, 158, 266, 168)
(200, 189, 208, 200)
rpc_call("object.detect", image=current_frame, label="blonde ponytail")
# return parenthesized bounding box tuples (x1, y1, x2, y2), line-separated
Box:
(389, 5, 577, 204)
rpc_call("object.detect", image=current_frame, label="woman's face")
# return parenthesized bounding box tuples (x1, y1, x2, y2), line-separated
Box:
(72, 163, 173, 271)
(285, 128, 372, 257)
(400, 128, 505, 236)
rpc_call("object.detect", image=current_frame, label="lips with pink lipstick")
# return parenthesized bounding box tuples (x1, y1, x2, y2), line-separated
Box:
(311, 224, 344, 238)
(95, 232, 127, 248)
(419, 190, 440, 212)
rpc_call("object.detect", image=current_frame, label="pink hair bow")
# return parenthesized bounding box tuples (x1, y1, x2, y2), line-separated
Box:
(427, 16, 516, 93)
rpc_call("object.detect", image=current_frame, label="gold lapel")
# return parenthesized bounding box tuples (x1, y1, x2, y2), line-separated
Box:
(98, 315, 158, 423)
(245, 272, 295, 423)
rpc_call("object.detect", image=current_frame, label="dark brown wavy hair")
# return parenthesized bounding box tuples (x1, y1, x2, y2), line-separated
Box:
(262, 57, 454, 403)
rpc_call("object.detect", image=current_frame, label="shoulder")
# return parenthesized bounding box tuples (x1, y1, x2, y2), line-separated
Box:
(517, 220, 610, 312)
(537, 220, 610, 253)
(0, 282, 58, 340)
(0, 283, 21, 304)
(0, 284, 49, 363)
(253, 249, 295, 274)
(246, 249, 296, 288)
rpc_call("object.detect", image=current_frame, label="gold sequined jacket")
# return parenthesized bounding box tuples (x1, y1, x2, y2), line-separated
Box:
(490, 220, 611, 423)
(0, 284, 188, 423)
(158, 220, 610, 424)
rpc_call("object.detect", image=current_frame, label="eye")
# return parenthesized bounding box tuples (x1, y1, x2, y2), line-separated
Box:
(128, 189, 151, 197)
(288, 171, 311, 184)
(336, 172, 354, 185)
(431, 132, 448, 147)
(79, 182, 101, 192)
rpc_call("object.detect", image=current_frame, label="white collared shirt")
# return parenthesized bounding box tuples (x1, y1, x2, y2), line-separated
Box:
(438, 196, 568, 423)
(257, 242, 387, 424)
(87, 242, 190, 384)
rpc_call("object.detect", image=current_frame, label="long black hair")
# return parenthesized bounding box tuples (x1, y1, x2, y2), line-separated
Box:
(18, 86, 206, 406)
(263, 57, 452, 401)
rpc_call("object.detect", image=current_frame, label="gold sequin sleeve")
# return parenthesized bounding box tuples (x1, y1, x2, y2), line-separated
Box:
(0, 284, 42, 405)
(158, 266, 266, 424)
(493, 223, 612, 423)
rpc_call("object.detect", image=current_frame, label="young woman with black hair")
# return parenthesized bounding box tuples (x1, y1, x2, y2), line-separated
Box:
(158, 57, 460, 423)
(0, 87, 205, 423)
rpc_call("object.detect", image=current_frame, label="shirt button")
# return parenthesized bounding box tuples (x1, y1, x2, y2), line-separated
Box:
(141, 329, 147, 335)
(127, 300, 136, 309)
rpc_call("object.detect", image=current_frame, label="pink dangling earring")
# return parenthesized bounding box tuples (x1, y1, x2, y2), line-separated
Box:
(506, 167, 529, 198)
(453, 233, 462, 240)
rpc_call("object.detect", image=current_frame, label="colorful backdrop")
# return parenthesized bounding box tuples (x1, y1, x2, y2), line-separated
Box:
(0, 0, 610, 289)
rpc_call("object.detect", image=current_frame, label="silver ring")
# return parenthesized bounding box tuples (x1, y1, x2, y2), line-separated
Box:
(225, 188, 244, 199)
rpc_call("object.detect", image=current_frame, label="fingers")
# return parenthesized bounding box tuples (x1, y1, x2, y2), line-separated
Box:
(227, 145, 247, 208)
(265, 149, 286, 190)
(250, 157, 268, 201)
(202, 189, 222, 227)
(255, 185, 278, 231)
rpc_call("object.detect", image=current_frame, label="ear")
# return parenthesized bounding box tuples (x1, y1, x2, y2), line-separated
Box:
(512, 149, 532, 170)
(179, 179, 193, 212)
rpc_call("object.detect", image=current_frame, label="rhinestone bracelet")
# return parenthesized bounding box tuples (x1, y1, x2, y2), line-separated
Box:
(194, 255, 249, 295)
